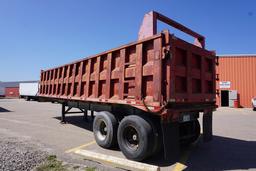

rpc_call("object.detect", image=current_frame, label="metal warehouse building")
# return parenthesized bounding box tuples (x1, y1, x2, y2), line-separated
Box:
(216, 54, 256, 108)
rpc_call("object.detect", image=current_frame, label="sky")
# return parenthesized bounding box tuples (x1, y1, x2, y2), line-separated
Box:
(0, 0, 255, 81)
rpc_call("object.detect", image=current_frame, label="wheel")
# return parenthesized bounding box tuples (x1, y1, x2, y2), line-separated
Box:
(93, 111, 118, 148)
(253, 107, 256, 111)
(180, 120, 200, 145)
(146, 117, 162, 156)
(190, 120, 200, 143)
(117, 115, 154, 161)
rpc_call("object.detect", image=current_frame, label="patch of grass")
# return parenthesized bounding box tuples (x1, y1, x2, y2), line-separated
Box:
(73, 165, 80, 169)
(36, 155, 67, 171)
(85, 167, 96, 171)
(36, 155, 97, 171)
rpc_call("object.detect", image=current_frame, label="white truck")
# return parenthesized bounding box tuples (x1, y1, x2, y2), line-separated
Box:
(19, 82, 39, 101)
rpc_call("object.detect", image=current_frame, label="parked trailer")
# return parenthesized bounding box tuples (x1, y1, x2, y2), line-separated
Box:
(39, 11, 217, 161)
(5, 87, 19, 98)
(19, 82, 39, 101)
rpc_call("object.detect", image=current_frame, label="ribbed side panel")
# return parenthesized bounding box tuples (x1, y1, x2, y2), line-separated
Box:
(217, 56, 256, 107)
(39, 34, 164, 109)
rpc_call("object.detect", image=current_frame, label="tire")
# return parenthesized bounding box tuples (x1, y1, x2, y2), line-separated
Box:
(253, 107, 256, 111)
(117, 115, 154, 161)
(93, 111, 118, 148)
(180, 120, 200, 145)
(146, 117, 162, 156)
(190, 120, 200, 143)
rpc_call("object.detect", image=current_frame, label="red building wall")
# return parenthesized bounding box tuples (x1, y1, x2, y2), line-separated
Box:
(5, 87, 19, 98)
(216, 55, 256, 108)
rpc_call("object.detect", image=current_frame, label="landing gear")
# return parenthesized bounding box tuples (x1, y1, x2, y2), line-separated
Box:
(61, 103, 89, 124)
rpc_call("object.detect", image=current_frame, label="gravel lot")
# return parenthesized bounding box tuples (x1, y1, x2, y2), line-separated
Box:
(0, 136, 48, 171)
(0, 134, 96, 171)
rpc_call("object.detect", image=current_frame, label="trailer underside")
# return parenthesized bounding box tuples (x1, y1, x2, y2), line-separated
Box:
(39, 96, 213, 161)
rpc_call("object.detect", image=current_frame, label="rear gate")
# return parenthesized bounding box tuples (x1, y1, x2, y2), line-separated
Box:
(170, 37, 216, 103)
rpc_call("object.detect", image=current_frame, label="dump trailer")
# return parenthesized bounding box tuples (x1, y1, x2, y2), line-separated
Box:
(39, 11, 217, 161)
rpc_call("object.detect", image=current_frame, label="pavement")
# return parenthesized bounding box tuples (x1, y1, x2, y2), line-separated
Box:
(0, 99, 256, 171)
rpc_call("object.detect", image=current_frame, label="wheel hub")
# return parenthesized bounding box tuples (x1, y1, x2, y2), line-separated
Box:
(123, 126, 139, 151)
(132, 134, 137, 141)
(96, 119, 108, 141)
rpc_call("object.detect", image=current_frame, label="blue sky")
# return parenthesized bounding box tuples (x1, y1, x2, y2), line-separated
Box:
(0, 0, 255, 81)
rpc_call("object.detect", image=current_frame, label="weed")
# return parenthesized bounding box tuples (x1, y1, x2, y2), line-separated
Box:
(36, 155, 67, 171)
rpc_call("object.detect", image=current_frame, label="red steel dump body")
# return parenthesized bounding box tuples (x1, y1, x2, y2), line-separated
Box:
(39, 11, 216, 122)
(39, 11, 216, 161)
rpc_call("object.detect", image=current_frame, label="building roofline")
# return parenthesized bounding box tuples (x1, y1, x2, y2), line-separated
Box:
(218, 54, 256, 57)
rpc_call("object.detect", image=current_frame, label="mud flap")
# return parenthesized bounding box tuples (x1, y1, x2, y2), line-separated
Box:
(161, 121, 179, 161)
(203, 111, 213, 142)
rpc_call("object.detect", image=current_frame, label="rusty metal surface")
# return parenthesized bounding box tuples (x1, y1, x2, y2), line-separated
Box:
(167, 36, 216, 103)
(216, 55, 256, 107)
(138, 11, 205, 48)
(39, 11, 216, 115)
